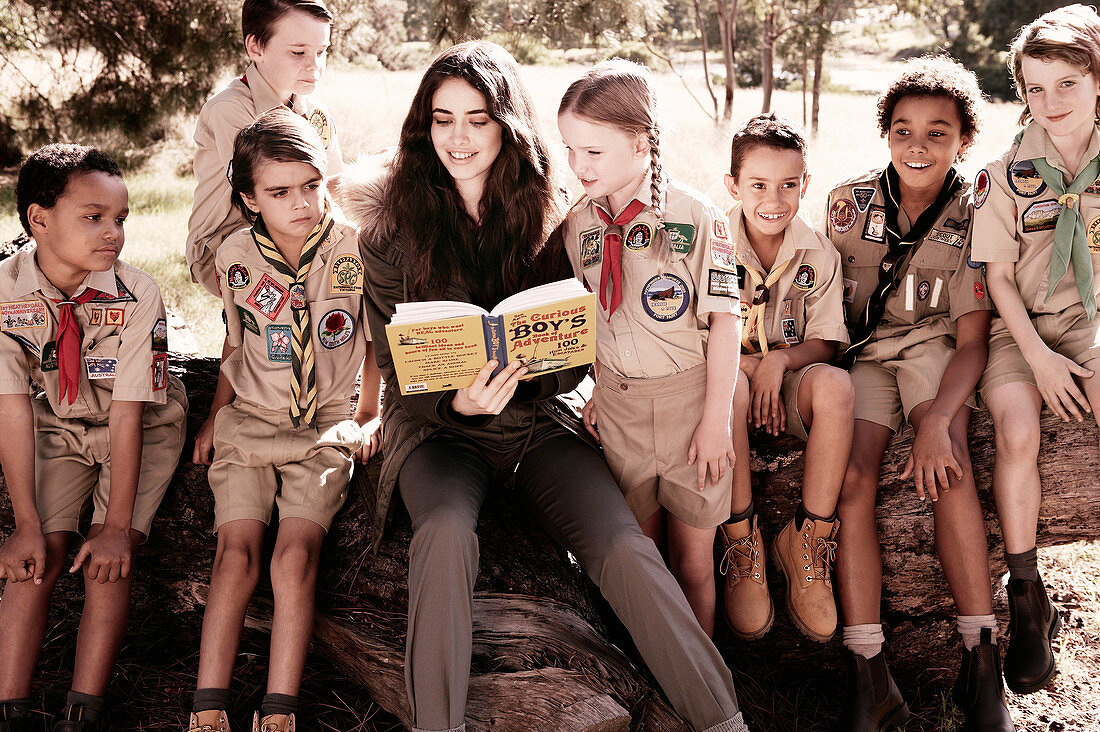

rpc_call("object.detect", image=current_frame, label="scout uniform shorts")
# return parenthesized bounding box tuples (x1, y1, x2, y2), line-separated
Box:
(33, 375, 188, 538)
(208, 398, 363, 531)
(849, 337, 975, 433)
(594, 364, 731, 529)
(980, 304, 1100, 397)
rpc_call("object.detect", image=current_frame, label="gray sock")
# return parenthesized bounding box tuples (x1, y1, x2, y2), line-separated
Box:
(957, 613, 997, 650)
(1006, 547, 1039, 582)
(843, 623, 885, 659)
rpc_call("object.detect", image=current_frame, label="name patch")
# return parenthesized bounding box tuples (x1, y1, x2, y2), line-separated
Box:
(0, 301, 47, 331)
(927, 229, 964, 248)
(708, 268, 739, 298)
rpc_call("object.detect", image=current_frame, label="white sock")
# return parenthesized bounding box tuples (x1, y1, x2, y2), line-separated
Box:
(843, 623, 885, 659)
(957, 613, 997, 650)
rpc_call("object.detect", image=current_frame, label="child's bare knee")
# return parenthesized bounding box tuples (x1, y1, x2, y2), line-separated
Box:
(810, 366, 855, 414)
(212, 540, 262, 583)
(270, 540, 319, 582)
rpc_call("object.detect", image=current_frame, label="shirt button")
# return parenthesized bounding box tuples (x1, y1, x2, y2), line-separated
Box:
(624, 350, 631, 357)
(620, 383, 628, 391)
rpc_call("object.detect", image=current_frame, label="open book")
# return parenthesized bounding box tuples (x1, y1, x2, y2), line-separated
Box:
(386, 279, 596, 395)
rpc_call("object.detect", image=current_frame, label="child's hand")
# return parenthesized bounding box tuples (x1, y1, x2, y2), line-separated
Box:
(900, 416, 961, 502)
(750, 352, 788, 435)
(451, 360, 528, 416)
(581, 398, 601, 442)
(70, 526, 132, 583)
(192, 412, 218, 466)
(1027, 346, 1093, 422)
(356, 416, 382, 463)
(688, 417, 735, 490)
(0, 526, 47, 584)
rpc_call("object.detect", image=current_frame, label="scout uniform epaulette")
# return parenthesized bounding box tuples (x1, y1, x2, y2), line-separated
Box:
(826, 165, 990, 365)
(562, 176, 738, 380)
(725, 204, 848, 355)
(972, 121, 1100, 317)
(187, 62, 344, 297)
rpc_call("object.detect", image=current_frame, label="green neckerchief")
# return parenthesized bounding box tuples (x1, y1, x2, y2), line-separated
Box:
(1019, 129, 1099, 319)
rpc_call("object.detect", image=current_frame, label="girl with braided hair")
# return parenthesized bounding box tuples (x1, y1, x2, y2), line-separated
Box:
(558, 60, 742, 635)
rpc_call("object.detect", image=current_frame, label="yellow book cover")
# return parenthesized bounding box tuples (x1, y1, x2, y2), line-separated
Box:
(386, 280, 596, 395)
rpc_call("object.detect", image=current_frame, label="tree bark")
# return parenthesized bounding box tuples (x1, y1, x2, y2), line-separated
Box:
(0, 356, 1096, 730)
(714, 0, 739, 123)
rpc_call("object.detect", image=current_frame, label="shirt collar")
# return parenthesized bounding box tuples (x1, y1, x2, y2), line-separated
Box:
(1017, 120, 1100, 178)
(727, 202, 823, 272)
(11, 249, 119, 301)
(588, 174, 654, 221)
(242, 62, 308, 116)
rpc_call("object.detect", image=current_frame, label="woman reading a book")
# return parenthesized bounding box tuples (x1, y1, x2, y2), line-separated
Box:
(341, 41, 749, 732)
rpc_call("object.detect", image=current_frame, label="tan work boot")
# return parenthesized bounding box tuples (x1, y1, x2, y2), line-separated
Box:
(188, 710, 230, 732)
(771, 516, 839, 642)
(718, 515, 774, 640)
(251, 713, 295, 732)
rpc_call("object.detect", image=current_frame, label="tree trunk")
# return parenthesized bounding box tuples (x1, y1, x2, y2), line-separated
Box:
(1, 356, 1096, 730)
(761, 8, 775, 113)
(715, 0, 738, 122)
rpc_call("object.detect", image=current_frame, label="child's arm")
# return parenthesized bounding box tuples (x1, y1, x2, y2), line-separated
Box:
(0, 393, 46, 584)
(689, 311, 740, 490)
(899, 309, 991, 500)
(749, 339, 836, 435)
(581, 358, 602, 442)
(986, 261, 1093, 421)
(69, 399, 144, 582)
(193, 341, 239, 466)
(354, 344, 383, 463)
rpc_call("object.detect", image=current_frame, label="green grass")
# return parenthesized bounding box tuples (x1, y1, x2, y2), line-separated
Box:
(0, 63, 1027, 356)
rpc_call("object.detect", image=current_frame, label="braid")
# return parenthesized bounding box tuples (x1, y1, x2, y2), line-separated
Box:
(648, 127, 672, 272)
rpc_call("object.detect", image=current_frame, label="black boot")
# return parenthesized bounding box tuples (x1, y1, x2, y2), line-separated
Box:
(1004, 574, 1060, 694)
(835, 650, 911, 732)
(954, 628, 1015, 731)
(52, 705, 98, 732)
(0, 700, 31, 732)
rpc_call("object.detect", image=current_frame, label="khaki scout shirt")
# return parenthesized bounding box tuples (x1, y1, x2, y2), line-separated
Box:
(217, 219, 369, 411)
(972, 121, 1100, 314)
(0, 248, 170, 420)
(187, 63, 344, 296)
(726, 204, 849, 352)
(825, 168, 990, 361)
(563, 177, 739, 379)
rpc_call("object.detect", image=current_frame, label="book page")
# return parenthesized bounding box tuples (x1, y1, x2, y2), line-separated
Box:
(500, 293, 596, 377)
(386, 315, 489, 394)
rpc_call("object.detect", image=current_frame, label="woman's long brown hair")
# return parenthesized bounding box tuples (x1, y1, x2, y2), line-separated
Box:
(382, 41, 564, 308)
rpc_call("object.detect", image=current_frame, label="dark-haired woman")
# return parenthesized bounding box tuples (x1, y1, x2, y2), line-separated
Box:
(341, 41, 749, 732)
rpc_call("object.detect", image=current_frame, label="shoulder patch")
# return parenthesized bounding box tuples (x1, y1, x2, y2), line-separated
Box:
(829, 198, 858, 233)
(309, 109, 332, 149)
(852, 187, 876, 213)
(1008, 160, 1047, 198)
(974, 169, 990, 209)
(711, 237, 738, 270)
(707, 268, 738, 298)
(0, 301, 47, 331)
(226, 262, 251, 290)
(152, 318, 168, 352)
(152, 353, 168, 391)
(792, 263, 816, 291)
(330, 254, 364, 294)
(665, 223, 696, 254)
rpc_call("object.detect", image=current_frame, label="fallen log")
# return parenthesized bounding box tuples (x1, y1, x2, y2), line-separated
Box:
(0, 356, 1096, 731)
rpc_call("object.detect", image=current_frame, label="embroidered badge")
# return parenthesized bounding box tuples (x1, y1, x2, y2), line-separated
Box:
(318, 309, 354, 349)
(862, 206, 886, 243)
(625, 222, 652, 251)
(842, 278, 857, 303)
(330, 254, 364, 294)
(927, 229, 964, 248)
(1021, 199, 1061, 233)
(974, 282, 985, 300)
(152, 353, 167, 391)
(226, 262, 251, 290)
(711, 238, 738, 271)
(781, 317, 799, 344)
(1086, 176, 1100, 195)
(266, 324, 292, 362)
(0, 301, 47, 332)
(236, 305, 260, 336)
(1008, 160, 1047, 198)
(309, 109, 332, 148)
(85, 356, 117, 379)
(713, 219, 730, 241)
(943, 217, 970, 232)
(641, 274, 689, 322)
(853, 187, 876, 213)
(829, 198, 858, 233)
(247, 274, 290, 321)
(1087, 216, 1100, 253)
(105, 308, 124, 326)
(665, 223, 696, 254)
(151, 318, 168, 352)
(41, 341, 57, 372)
(289, 283, 307, 310)
(792, 263, 816, 291)
(90, 276, 136, 304)
(89, 308, 103, 326)
(782, 299, 793, 316)
(966, 253, 985, 271)
(580, 228, 602, 269)
(707, 268, 738, 298)
(917, 280, 931, 301)
(974, 169, 990, 209)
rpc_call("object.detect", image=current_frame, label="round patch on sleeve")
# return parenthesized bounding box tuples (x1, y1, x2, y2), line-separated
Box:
(974, 169, 990, 209)
(226, 262, 251, 290)
(829, 198, 858, 233)
(309, 109, 332, 148)
(641, 274, 689, 321)
(792, 263, 817, 291)
(1007, 160, 1047, 198)
(318, 309, 354, 348)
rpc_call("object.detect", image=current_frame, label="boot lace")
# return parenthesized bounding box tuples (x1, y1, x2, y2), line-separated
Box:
(719, 533, 760, 579)
(812, 535, 837, 584)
